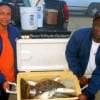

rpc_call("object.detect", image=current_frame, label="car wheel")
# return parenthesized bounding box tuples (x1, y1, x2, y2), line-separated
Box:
(87, 3, 100, 17)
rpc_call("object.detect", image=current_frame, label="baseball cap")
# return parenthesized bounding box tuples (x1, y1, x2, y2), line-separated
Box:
(93, 11, 100, 21)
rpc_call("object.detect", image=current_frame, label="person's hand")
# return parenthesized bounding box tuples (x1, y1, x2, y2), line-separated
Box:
(79, 94, 88, 100)
(2, 81, 9, 91)
(79, 76, 88, 86)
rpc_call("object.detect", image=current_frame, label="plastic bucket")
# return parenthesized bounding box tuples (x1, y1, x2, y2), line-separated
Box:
(20, 7, 38, 30)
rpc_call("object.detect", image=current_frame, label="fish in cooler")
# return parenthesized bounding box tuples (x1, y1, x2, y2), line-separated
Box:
(20, 77, 76, 99)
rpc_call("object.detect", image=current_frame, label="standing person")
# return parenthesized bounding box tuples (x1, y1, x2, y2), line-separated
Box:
(65, 11, 100, 100)
(0, 2, 21, 100)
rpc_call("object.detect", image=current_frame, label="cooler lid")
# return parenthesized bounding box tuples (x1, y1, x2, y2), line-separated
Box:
(17, 39, 69, 71)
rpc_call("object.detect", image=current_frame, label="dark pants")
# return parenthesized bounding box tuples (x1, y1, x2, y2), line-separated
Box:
(88, 94, 95, 100)
(0, 85, 9, 100)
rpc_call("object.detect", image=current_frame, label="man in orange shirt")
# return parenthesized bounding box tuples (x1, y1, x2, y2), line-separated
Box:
(0, 2, 21, 100)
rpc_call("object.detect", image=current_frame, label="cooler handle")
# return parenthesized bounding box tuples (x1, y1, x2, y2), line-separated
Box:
(6, 82, 17, 94)
(81, 84, 88, 91)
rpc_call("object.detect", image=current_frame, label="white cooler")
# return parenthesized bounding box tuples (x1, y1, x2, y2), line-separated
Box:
(8, 39, 81, 100)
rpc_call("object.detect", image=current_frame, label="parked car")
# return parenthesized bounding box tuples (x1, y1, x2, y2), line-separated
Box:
(64, 0, 100, 16)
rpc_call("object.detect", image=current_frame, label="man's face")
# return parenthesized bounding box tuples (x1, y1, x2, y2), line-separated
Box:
(92, 17, 100, 42)
(0, 5, 11, 27)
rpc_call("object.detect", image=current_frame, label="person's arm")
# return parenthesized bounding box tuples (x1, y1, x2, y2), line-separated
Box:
(65, 31, 83, 77)
(81, 47, 100, 99)
(82, 66, 100, 98)
(8, 24, 21, 39)
(79, 94, 88, 100)
(0, 73, 9, 91)
(0, 73, 5, 84)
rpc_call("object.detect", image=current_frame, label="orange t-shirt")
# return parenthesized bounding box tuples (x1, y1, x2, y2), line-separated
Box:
(0, 30, 15, 82)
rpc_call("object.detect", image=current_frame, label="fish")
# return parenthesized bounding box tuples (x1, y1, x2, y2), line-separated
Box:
(20, 78, 76, 99)
(21, 78, 65, 99)
(20, 78, 31, 99)
(29, 79, 65, 99)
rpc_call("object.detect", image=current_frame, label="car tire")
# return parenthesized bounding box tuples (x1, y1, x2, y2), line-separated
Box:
(87, 3, 100, 17)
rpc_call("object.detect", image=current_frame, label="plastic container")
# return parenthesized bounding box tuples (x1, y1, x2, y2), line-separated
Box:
(20, 7, 38, 30)
(37, 4, 44, 28)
